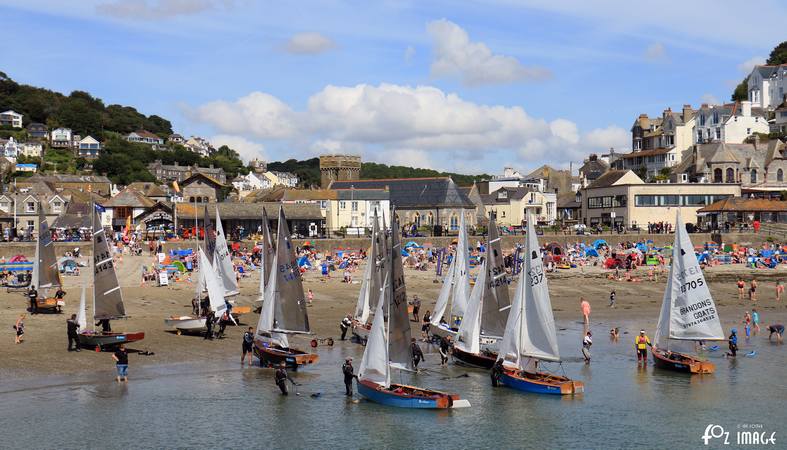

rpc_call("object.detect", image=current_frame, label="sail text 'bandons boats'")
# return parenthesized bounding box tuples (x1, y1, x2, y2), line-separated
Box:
(452, 214, 510, 369)
(652, 211, 724, 374)
(253, 207, 318, 370)
(356, 209, 470, 409)
(77, 206, 145, 350)
(496, 210, 584, 395)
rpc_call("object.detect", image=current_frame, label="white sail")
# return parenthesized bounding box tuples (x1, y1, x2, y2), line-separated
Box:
(213, 206, 239, 297)
(358, 274, 390, 388)
(430, 214, 471, 324)
(76, 284, 87, 330)
(451, 213, 471, 317)
(499, 210, 560, 368)
(656, 211, 724, 347)
(430, 259, 455, 326)
(199, 247, 227, 317)
(455, 257, 485, 354)
(255, 250, 288, 348)
(354, 257, 373, 323)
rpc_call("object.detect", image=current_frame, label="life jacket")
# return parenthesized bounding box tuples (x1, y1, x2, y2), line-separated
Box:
(636, 335, 649, 349)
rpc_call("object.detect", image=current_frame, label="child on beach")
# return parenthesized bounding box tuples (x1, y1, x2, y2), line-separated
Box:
(580, 297, 591, 328)
(608, 290, 616, 308)
(776, 281, 784, 301)
(13, 314, 25, 344)
(743, 312, 752, 338)
(752, 308, 760, 335)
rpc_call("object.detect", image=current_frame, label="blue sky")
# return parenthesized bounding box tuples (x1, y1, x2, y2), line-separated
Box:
(1, 0, 783, 174)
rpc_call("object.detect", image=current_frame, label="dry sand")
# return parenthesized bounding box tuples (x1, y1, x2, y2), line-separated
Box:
(2, 251, 786, 382)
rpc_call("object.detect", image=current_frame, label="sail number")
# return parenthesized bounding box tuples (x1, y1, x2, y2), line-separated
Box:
(279, 261, 301, 282)
(528, 267, 544, 287)
(488, 265, 511, 288)
(679, 278, 704, 293)
(94, 251, 114, 274)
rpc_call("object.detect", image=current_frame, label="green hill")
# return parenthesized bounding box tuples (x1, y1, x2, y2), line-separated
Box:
(267, 158, 489, 188)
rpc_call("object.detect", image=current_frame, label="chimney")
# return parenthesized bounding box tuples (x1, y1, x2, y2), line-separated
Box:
(682, 104, 694, 122)
(741, 101, 752, 117)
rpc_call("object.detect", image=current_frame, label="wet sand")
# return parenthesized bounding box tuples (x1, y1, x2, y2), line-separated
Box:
(2, 252, 786, 380)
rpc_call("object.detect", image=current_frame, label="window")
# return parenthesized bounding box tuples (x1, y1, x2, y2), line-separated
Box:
(750, 170, 757, 183)
(635, 195, 658, 206)
(27, 220, 34, 229)
(661, 195, 681, 206)
(726, 168, 735, 183)
(684, 195, 707, 206)
(52, 201, 62, 213)
(715, 127, 721, 140)
(699, 114, 706, 126)
(501, 211, 506, 218)
(26, 201, 35, 213)
(339, 201, 346, 210)
(712, 111, 719, 123)
(697, 130, 703, 142)
(747, 128, 752, 135)
(351, 201, 358, 212)
(778, 169, 784, 182)
(0, 201, 8, 211)
(713, 168, 723, 183)
(319, 200, 327, 209)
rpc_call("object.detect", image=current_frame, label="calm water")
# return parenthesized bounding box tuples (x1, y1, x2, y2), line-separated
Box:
(2, 321, 785, 450)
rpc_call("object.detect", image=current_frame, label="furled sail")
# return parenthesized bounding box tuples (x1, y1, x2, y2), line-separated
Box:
(430, 214, 471, 325)
(499, 210, 561, 367)
(271, 207, 310, 334)
(199, 247, 227, 316)
(92, 208, 126, 320)
(76, 283, 87, 330)
(655, 211, 724, 348)
(455, 257, 486, 354)
(479, 215, 511, 339)
(203, 204, 215, 261)
(387, 210, 414, 371)
(213, 206, 239, 297)
(358, 273, 391, 387)
(259, 207, 275, 294)
(355, 210, 383, 323)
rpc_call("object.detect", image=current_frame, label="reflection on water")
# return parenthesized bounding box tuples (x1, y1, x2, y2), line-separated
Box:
(1, 321, 785, 449)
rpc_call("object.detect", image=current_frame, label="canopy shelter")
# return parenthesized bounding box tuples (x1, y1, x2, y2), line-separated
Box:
(697, 198, 787, 228)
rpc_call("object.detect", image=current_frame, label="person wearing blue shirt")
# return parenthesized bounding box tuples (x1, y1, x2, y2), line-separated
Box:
(727, 328, 738, 357)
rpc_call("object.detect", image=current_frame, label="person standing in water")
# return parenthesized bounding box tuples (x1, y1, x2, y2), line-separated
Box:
(411, 338, 425, 368)
(582, 331, 593, 364)
(751, 308, 761, 335)
(750, 279, 758, 302)
(634, 330, 651, 365)
(274, 362, 296, 395)
(241, 327, 254, 366)
(421, 310, 431, 341)
(608, 290, 616, 308)
(767, 324, 784, 343)
(776, 281, 784, 301)
(727, 329, 738, 357)
(112, 343, 129, 382)
(438, 335, 451, 365)
(342, 357, 357, 397)
(340, 315, 352, 340)
(737, 278, 745, 300)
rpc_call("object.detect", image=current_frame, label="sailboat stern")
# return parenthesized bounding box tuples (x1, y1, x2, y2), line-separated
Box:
(560, 380, 585, 395)
(357, 379, 469, 409)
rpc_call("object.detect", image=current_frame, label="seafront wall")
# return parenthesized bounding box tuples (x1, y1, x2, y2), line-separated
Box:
(0, 232, 775, 258)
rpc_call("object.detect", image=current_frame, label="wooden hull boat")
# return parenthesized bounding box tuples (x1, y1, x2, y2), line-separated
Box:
(351, 319, 371, 342)
(651, 348, 715, 374)
(357, 379, 470, 409)
(253, 338, 318, 370)
(35, 297, 64, 313)
(499, 368, 584, 395)
(164, 316, 206, 334)
(451, 346, 497, 369)
(77, 331, 145, 351)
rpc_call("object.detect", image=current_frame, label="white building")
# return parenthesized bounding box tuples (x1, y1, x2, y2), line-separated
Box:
(747, 64, 787, 110)
(127, 130, 164, 146)
(50, 127, 73, 148)
(263, 171, 298, 188)
(184, 136, 213, 156)
(19, 141, 43, 158)
(0, 110, 23, 128)
(694, 101, 768, 144)
(232, 172, 273, 192)
(1, 137, 20, 158)
(77, 135, 102, 159)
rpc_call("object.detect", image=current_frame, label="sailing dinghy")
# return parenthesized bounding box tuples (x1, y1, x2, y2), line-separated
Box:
(351, 209, 384, 343)
(253, 207, 318, 370)
(213, 206, 239, 297)
(31, 206, 64, 313)
(357, 210, 470, 409)
(452, 214, 511, 368)
(496, 211, 583, 395)
(429, 214, 471, 340)
(164, 248, 228, 334)
(652, 211, 724, 374)
(253, 208, 276, 311)
(77, 207, 145, 350)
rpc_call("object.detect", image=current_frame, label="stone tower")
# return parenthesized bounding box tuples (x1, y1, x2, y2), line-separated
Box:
(319, 154, 361, 188)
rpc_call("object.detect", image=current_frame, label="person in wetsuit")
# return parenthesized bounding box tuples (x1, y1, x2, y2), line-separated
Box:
(728, 328, 738, 357)
(411, 338, 425, 368)
(491, 359, 504, 387)
(439, 335, 452, 365)
(275, 362, 296, 395)
(342, 357, 358, 396)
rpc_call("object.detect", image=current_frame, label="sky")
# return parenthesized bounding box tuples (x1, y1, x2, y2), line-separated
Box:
(1, 0, 784, 175)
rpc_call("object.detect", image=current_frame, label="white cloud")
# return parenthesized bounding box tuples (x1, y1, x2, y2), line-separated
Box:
(583, 126, 629, 151)
(284, 32, 336, 55)
(426, 19, 551, 86)
(701, 93, 720, 105)
(738, 56, 766, 75)
(191, 83, 624, 169)
(211, 134, 266, 161)
(96, 0, 230, 19)
(643, 43, 668, 62)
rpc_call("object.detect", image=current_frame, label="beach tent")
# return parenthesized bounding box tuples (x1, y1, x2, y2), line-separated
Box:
(405, 241, 422, 249)
(592, 239, 608, 250)
(297, 255, 312, 268)
(545, 242, 563, 257)
(635, 242, 648, 253)
(584, 248, 599, 258)
(9, 255, 28, 263)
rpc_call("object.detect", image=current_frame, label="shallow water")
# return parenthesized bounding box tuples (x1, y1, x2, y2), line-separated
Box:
(2, 321, 785, 449)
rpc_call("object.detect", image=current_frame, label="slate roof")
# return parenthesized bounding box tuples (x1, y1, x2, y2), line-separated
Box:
(329, 177, 474, 209)
(479, 186, 535, 205)
(176, 202, 323, 221)
(698, 197, 787, 213)
(586, 170, 631, 189)
(127, 182, 167, 198)
(104, 187, 156, 208)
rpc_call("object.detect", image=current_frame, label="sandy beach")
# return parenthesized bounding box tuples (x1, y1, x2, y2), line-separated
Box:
(2, 246, 786, 381)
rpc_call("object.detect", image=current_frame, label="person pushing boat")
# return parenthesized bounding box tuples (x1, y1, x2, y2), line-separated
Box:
(241, 327, 254, 366)
(411, 338, 425, 369)
(635, 330, 651, 365)
(342, 357, 358, 397)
